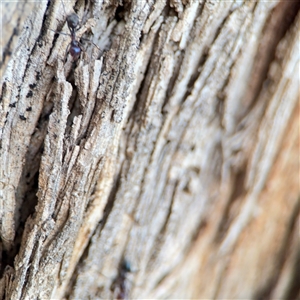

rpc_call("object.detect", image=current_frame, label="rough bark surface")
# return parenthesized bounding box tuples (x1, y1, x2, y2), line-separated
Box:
(0, 0, 299, 299)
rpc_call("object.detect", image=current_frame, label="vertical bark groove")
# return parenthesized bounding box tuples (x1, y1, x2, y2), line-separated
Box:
(0, 0, 299, 299)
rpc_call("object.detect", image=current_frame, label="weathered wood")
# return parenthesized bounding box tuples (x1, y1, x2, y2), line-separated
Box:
(0, 0, 299, 299)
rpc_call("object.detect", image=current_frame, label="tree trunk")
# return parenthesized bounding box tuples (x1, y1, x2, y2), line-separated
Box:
(0, 0, 299, 299)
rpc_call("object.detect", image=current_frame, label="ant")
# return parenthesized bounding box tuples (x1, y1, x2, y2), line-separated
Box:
(52, 0, 99, 61)
(65, 12, 82, 61)
(111, 260, 132, 300)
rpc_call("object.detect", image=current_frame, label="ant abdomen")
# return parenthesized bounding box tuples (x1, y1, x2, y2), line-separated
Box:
(69, 40, 81, 61)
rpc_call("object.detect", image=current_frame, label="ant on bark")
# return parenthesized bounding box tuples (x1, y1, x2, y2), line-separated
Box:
(52, 0, 99, 61)
(111, 260, 132, 300)
(65, 12, 82, 61)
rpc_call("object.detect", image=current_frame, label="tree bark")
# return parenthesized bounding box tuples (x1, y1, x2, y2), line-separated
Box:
(0, 0, 299, 299)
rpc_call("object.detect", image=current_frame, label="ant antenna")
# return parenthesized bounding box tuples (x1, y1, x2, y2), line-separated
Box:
(60, 0, 67, 16)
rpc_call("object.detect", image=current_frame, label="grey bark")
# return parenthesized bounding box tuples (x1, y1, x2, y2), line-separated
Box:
(0, 0, 299, 299)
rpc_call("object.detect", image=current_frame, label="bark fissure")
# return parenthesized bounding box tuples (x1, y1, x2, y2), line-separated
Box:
(0, 0, 299, 299)
(254, 197, 300, 300)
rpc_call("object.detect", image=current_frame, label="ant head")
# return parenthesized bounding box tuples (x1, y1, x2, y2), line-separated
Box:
(60, 0, 78, 27)
(67, 13, 79, 31)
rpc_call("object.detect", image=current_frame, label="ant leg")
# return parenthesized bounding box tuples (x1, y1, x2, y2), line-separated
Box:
(80, 37, 100, 51)
(48, 29, 71, 37)
(64, 43, 71, 62)
(78, 37, 101, 62)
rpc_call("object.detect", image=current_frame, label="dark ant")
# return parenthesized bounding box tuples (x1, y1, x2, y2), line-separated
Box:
(52, 0, 99, 61)
(111, 260, 132, 300)
(65, 12, 82, 61)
